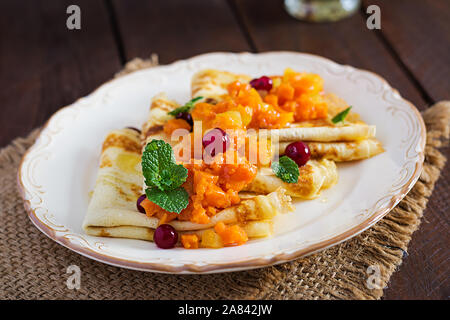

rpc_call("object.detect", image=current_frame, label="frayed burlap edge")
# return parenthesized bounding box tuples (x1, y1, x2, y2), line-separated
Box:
(0, 58, 448, 300)
(114, 55, 159, 78)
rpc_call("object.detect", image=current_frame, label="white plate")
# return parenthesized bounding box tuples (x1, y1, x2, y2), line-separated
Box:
(18, 52, 425, 273)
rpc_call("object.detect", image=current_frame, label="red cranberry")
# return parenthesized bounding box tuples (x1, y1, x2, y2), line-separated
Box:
(284, 141, 311, 166)
(202, 128, 230, 157)
(136, 194, 147, 213)
(249, 76, 273, 91)
(154, 224, 178, 249)
(175, 112, 193, 127)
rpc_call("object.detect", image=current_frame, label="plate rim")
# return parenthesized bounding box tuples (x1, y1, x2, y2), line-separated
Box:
(17, 51, 426, 273)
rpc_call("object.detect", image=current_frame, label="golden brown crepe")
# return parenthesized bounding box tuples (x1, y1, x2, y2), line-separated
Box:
(191, 69, 251, 103)
(191, 70, 380, 145)
(251, 124, 376, 142)
(279, 139, 384, 162)
(83, 128, 293, 241)
(83, 128, 153, 240)
(84, 69, 383, 246)
(143, 97, 340, 199)
(244, 159, 338, 199)
(141, 93, 179, 144)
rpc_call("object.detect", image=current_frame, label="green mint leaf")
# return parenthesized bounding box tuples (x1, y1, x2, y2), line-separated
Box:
(168, 96, 203, 116)
(159, 164, 189, 190)
(271, 156, 299, 183)
(331, 106, 352, 124)
(141, 139, 188, 191)
(145, 187, 189, 214)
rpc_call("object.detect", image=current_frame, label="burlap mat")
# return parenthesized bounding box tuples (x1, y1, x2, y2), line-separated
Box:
(1, 58, 449, 300)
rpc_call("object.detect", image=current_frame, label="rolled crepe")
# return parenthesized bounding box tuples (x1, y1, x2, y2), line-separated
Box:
(144, 92, 380, 162)
(141, 92, 179, 143)
(190, 69, 361, 121)
(191, 69, 251, 102)
(142, 93, 339, 200)
(83, 128, 154, 240)
(191, 69, 381, 143)
(83, 128, 293, 241)
(279, 139, 384, 162)
(244, 159, 338, 199)
(249, 124, 376, 142)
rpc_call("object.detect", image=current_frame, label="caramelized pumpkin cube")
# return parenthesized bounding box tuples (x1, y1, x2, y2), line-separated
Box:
(181, 234, 199, 249)
(163, 118, 191, 136)
(212, 111, 243, 130)
(214, 222, 248, 246)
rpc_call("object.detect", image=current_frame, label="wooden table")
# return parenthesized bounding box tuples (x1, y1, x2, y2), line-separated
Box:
(1, 0, 448, 299)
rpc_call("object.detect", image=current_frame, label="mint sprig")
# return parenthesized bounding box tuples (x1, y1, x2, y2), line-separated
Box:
(168, 96, 203, 116)
(141, 139, 189, 213)
(271, 156, 299, 183)
(331, 106, 352, 124)
(146, 188, 189, 214)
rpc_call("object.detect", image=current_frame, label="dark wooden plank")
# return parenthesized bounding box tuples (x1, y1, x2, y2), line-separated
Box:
(362, 0, 450, 103)
(0, 0, 121, 147)
(362, 1, 450, 298)
(234, 0, 448, 300)
(383, 146, 450, 300)
(111, 0, 252, 64)
(233, 0, 426, 109)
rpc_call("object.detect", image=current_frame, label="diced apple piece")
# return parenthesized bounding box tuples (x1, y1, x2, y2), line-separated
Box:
(241, 220, 273, 238)
(254, 195, 277, 219)
(200, 229, 224, 248)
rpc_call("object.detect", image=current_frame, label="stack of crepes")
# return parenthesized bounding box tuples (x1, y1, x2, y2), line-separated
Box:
(83, 69, 383, 249)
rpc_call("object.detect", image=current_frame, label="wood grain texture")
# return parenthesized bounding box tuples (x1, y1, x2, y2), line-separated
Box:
(362, 0, 450, 103)
(383, 147, 449, 300)
(232, 0, 427, 109)
(234, 0, 448, 299)
(111, 0, 251, 64)
(362, 0, 450, 299)
(0, 0, 121, 147)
